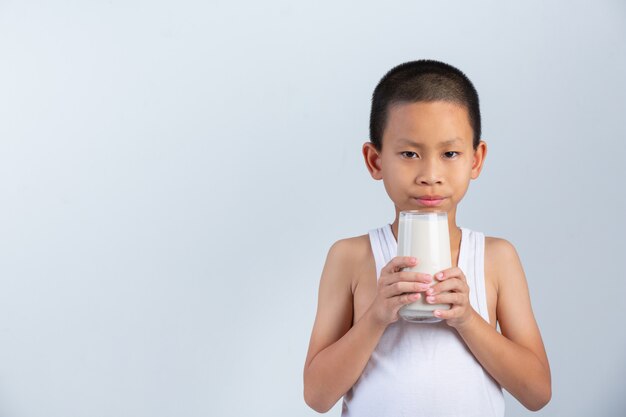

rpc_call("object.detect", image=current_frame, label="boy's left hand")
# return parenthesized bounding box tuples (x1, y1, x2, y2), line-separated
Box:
(425, 267, 476, 329)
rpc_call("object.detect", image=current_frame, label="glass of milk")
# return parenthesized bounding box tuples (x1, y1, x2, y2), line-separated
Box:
(397, 210, 452, 323)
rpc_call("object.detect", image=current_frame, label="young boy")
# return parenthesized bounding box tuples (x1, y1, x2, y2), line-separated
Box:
(303, 60, 551, 416)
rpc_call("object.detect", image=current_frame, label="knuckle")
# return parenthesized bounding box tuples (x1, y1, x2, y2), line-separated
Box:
(396, 293, 406, 305)
(376, 285, 385, 296)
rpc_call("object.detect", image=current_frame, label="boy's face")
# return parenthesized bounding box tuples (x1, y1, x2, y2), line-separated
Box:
(363, 100, 486, 214)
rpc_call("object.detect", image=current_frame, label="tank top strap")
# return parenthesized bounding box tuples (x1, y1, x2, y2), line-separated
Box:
(368, 224, 396, 281)
(459, 228, 490, 323)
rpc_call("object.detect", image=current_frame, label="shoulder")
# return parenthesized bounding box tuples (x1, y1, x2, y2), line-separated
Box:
(485, 236, 527, 298)
(484, 236, 523, 293)
(327, 233, 371, 260)
(485, 236, 519, 262)
(324, 233, 372, 286)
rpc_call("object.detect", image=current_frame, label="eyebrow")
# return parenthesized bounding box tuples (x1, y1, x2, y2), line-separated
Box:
(396, 137, 463, 147)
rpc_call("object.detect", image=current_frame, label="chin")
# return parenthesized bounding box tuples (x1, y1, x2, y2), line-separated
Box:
(401, 205, 448, 213)
(410, 203, 448, 211)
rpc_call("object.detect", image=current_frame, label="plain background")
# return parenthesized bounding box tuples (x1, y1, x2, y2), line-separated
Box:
(1, 1, 625, 416)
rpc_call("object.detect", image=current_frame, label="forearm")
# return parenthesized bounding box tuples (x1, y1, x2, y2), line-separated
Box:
(456, 311, 551, 411)
(304, 309, 387, 413)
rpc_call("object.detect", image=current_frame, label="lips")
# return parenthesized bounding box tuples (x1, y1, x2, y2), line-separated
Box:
(413, 196, 446, 207)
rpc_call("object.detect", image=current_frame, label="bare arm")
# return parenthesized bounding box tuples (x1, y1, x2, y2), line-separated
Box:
(303, 240, 432, 412)
(459, 239, 551, 410)
(303, 303, 387, 412)
(303, 240, 381, 413)
(431, 238, 551, 410)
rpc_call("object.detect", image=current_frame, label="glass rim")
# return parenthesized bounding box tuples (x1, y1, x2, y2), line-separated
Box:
(399, 210, 447, 217)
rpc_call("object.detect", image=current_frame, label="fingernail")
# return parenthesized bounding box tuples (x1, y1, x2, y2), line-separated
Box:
(410, 257, 417, 263)
(436, 272, 443, 279)
(427, 296, 435, 303)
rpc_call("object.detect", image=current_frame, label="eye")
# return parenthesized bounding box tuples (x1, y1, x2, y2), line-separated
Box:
(401, 151, 419, 159)
(443, 151, 460, 159)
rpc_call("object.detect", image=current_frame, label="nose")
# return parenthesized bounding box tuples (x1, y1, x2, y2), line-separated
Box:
(416, 158, 443, 186)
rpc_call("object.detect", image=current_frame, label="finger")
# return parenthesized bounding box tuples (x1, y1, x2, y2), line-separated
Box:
(382, 256, 418, 275)
(434, 267, 466, 283)
(428, 278, 468, 295)
(433, 307, 456, 320)
(425, 292, 465, 306)
(383, 281, 431, 298)
(387, 271, 433, 285)
(396, 291, 421, 306)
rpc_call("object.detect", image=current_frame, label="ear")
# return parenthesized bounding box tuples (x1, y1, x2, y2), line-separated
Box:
(470, 140, 487, 180)
(362, 142, 383, 180)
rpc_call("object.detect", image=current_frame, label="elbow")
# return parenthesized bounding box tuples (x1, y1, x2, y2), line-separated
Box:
(524, 381, 552, 412)
(520, 358, 552, 412)
(303, 387, 333, 414)
(304, 372, 335, 413)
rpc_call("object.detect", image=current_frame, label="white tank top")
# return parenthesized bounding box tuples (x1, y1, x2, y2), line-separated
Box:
(341, 224, 504, 417)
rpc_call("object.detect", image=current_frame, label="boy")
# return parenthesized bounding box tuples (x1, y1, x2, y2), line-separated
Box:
(303, 60, 551, 416)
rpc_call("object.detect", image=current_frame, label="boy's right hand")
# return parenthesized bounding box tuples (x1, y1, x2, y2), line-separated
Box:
(368, 256, 433, 327)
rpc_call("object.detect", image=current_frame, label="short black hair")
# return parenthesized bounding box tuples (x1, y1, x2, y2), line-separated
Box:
(369, 59, 481, 150)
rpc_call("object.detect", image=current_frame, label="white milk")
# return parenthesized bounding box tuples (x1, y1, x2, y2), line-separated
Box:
(397, 211, 452, 323)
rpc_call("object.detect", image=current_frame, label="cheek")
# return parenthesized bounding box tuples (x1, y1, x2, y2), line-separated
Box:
(381, 167, 409, 197)
(383, 163, 405, 181)
(458, 159, 475, 178)
(450, 168, 473, 188)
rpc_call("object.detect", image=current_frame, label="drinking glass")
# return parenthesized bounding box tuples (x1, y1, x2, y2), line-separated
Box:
(397, 210, 452, 323)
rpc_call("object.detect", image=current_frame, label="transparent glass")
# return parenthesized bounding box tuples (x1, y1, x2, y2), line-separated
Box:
(397, 210, 452, 323)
